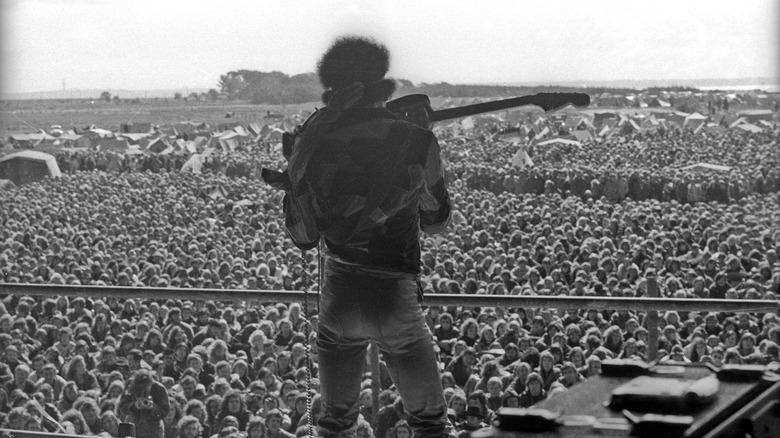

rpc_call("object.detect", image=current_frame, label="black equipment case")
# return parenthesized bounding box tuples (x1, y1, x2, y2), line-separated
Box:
(472, 362, 780, 438)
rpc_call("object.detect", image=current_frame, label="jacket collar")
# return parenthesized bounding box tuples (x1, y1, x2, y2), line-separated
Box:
(332, 107, 398, 129)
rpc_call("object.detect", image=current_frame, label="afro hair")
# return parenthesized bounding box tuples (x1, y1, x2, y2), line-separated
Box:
(317, 36, 391, 90)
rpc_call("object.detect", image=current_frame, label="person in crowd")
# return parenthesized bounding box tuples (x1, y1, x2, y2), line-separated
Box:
(446, 348, 479, 389)
(245, 416, 266, 438)
(118, 369, 171, 438)
(456, 406, 486, 437)
(264, 408, 295, 438)
(518, 373, 546, 408)
(178, 415, 204, 438)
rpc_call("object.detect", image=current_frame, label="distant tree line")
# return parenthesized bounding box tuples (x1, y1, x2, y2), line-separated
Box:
(218, 70, 321, 104)
(216, 70, 707, 105)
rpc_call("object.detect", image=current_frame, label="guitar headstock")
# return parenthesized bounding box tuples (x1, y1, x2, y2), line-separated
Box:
(534, 92, 591, 112)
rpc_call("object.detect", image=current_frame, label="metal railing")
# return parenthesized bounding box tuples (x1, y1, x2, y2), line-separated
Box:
(1, 430, 86, 438)
(3, 280, 777, 364)
(2, 283, 776, 313)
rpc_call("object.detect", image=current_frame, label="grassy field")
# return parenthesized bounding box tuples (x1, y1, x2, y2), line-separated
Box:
(0, 98, 320, 134)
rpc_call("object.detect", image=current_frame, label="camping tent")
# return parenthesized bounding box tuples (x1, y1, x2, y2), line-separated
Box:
(264, 128, 286, 142)
(124, 146, 146, 155)
(0, 151, 62, 185)
(592, 111, 617, 127)
(0, 179, 17, 191)
(511, 147, 534, 169)
(701, 124, 727, 135)
(88, 128, 114, 137)
(181, 154, 205, 174)
(619, 119, 642, 135)
(647, 97, 671, 108)
(119, 133, 152, 145)
(9, 132, 59, 148)
(734, 123, 763, 133)
(737, 110, 774, 124)
(571, 130, 594, 142)
(665, 111, 689, 127)
(247, 123, 264, 136)
(94, 137, 130, 152)
(191, 136, 209, 153)
(597, 125, 612, 137)
(684, 112, 708, 130)
(146, 137, 172, 154)
(533, 126, 550, 141)
(572, 117, 596, 131)
(537, 138, 582, 147)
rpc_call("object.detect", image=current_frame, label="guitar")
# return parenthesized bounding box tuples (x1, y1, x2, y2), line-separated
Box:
(386, 92, 591, 126)
(262, 92, 590, 189)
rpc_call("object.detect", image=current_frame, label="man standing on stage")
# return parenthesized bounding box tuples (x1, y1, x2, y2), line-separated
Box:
(276, 36, 452, 438)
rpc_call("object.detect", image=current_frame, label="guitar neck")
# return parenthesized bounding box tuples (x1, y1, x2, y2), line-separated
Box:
(430, 95, 539, 122)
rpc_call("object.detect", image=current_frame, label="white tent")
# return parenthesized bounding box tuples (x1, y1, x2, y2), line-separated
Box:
(146, 137, 171, 154)
(684, 112, 707, 130)
(119, 133, 152, 144)
(737, 110, 774, 123)
(88, 128, 114, 137)
(181, 154, 205, 174)
(734, 123, 763, 133)
(0, 179, 17, 191)
(264, 128, 285, 142)
(701, 124, 727, 135)
(511, 147, 534, 169)
(0, 150, 62, 185)
(533, 126, 550, 141)
(571, 130, 593, 142)
(537, 138, 582, 147)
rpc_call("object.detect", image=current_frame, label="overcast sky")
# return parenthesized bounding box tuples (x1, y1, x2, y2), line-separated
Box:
(1, 0, 778, 93)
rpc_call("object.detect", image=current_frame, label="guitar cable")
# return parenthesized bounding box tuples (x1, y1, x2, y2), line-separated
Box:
(302, 241, 323, 438)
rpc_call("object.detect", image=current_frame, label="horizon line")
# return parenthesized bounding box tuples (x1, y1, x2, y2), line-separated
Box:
(3, 76, 779, 99)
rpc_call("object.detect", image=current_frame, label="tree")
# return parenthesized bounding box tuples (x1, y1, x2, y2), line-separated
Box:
(207, 89, 219, 102)
(219, 72, 248, 100)
(174, 92, 182, 100)
(112, 95, 121, 104)
(100, 91, 112, 102)
(189, 92, 199, 100)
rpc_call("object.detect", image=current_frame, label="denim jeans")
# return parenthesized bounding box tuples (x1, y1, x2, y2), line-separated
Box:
(317, 259, 450, 438)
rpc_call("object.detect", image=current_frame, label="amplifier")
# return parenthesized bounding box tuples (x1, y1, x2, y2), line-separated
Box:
(472, 361, 780, 438)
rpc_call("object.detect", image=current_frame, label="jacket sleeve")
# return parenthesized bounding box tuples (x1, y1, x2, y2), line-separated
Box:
(150, 383, 171, 420)
(283, 189, 321, 251)
(117, 392, 134, 420)
(419, 135, 452, 234)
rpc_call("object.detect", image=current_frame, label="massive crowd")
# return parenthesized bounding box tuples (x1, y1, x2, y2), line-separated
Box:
(1, 121, 779, 438)
(445, 128, 779, 203)
(52, 147, 273, 181)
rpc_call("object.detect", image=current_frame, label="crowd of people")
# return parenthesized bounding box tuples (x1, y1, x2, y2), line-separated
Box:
(1, 119, 779, 438)
(447, 127, 779, 203)
(52, 146, 275, 181)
